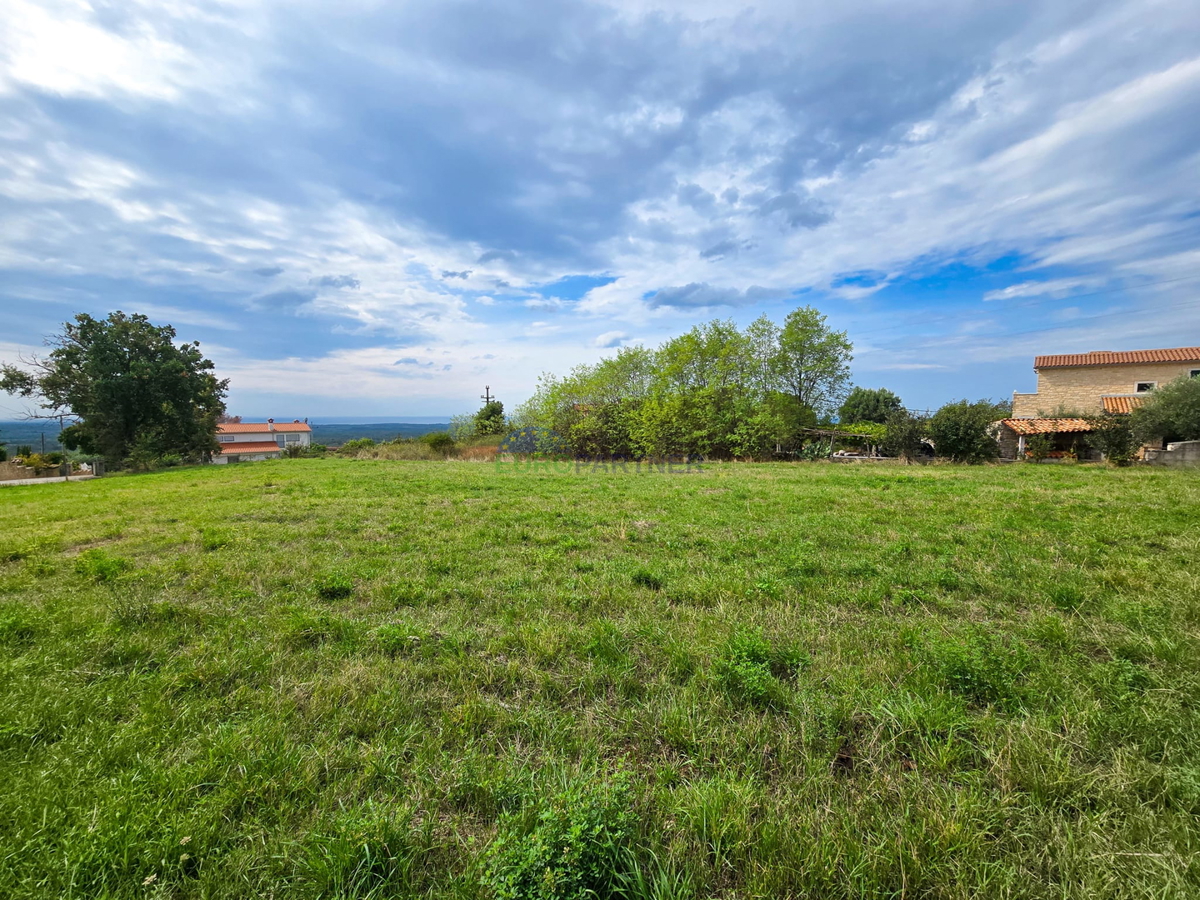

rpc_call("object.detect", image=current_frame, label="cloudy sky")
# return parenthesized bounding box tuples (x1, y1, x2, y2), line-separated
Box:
(2, 0, 1199, 419)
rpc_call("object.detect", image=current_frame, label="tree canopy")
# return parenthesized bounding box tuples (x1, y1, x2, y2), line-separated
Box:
(516, 307, 852, 459)
(1132, 374, 1200, 442)
(926, 399, 1007, 463)
(838, 387, 902, 424)
(0, 312, 228, 466)
(474, 400, 507, 436)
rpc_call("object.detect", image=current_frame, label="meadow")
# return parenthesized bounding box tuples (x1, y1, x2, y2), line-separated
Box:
(1, 458, 1198, 899)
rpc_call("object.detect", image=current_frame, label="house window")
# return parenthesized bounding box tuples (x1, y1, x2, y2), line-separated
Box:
(218, 435, 235, 443)
(1135, 382, 1156, 393)
(1191, 369, 1200, 378)
(285, 433, 300, 443)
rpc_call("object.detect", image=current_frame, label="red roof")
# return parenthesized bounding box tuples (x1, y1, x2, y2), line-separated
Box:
(217, 441, 282, 454)
(1034, 347, 1200, 369)
(1001, 418, 1093, 435)
(1101, 395, 1145, 414)
(218, 421, 311, 434)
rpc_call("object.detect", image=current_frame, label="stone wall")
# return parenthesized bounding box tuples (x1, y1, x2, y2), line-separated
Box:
(0, 461, 36, 481)
(1145, 440, 1200, 467)
(1012, 362, 1200, 417)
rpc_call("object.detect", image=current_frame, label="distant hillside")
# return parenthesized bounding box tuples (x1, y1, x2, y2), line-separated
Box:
(0, 421, 65, 452)
(0, 421, 450, 453)
(309, 422, 451, 446)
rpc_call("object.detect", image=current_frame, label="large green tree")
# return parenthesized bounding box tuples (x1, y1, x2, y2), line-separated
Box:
(771, 306, 853, 419)
(514, 308, 848, 460)
(0, 312, 228, 466)
(839, 386, 902, 424)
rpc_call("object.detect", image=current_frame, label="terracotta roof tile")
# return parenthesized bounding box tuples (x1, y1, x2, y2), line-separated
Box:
(1034, 347, 1200, 369)
(1101, 395, 1145, 414)
(218, 422, 311, 434)
(1001, 418, 1094, 435)
(217, 441, 283, 454)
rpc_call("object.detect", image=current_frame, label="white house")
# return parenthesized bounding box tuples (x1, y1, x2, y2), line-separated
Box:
(213, 419, 312, 464)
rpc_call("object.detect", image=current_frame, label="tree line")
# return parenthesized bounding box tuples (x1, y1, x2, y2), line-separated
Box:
(513, 307, 854, 460)
(6, 309, 1197, 470)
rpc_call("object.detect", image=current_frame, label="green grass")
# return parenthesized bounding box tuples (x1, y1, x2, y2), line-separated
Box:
(1, 458, 1199, 899)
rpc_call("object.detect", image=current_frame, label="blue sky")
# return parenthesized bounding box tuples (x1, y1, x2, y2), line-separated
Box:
(1, 0, 1199, 419)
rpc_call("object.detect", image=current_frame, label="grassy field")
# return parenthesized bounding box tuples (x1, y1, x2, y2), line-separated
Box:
(1, 459, 1198, 899)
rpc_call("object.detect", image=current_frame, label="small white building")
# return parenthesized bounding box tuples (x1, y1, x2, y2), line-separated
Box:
(212, 419, 312, 464)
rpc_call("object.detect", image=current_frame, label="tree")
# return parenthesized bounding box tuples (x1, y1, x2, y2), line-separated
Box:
(927, 399, 1004, 463)
(771, 306, 853, 419)
(1132, 374, 1200, 443)
(882, 409, 926, 463)
(1024, 433, 1052, 463)
(475, 399, 506, 436)
(0, 312, 228, 467)
(838, 387, 902, 424)
(1085, 414, 1139, 466)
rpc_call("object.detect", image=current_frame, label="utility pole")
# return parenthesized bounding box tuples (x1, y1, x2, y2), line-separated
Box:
(481, 385, 494, 405)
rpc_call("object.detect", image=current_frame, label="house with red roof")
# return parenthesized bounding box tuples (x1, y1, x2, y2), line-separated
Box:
(1012, 347, 1200, 418)
(998, 347, 1200, 460)
(213, 419, 312, 464)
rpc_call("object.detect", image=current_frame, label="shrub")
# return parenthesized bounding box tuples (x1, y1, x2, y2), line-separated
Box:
(1024, 433, 1052, 463)
(340, 438, 376, 453)
(475, 400, 506, 436)
(16, 445, 33, 458)
(1132, 374, 1200, 442)
(1085, 414, 1140, 465)
(157, 452, 183, 468)
(927, 400, 1004, 463)
(481, 772, 634, 900)
(420, 431, 456, 456)
(882, 409, 926, 462)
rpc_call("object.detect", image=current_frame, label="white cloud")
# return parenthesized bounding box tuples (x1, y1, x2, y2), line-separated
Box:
(593, 330, 628, 348)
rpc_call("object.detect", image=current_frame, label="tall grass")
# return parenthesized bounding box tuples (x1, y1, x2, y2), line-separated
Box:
(1, 460, 1198, 898)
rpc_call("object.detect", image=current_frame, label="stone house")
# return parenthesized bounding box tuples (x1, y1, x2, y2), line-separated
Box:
(1012, 347, 1200, 417)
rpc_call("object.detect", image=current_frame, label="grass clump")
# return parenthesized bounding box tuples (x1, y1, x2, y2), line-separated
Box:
(74, 548, 131, 581)
(481, 770, 635, 900)
(199, 526, 231, 551)
(314, 571, 354, 600)
(631, 569, 665, 591)
(914, 626, 1034, 710)
(714, 629, 809, 708)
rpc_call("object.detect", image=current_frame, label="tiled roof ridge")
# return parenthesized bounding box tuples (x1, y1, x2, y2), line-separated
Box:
(216, 441, 284, 454)
(1035, 347, 1200, 368)
(218, 421, 312, 433)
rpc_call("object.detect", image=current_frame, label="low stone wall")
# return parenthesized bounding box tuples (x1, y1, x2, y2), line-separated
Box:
(1144, 440, 1200, 467)
(0, 461, 37, 481)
